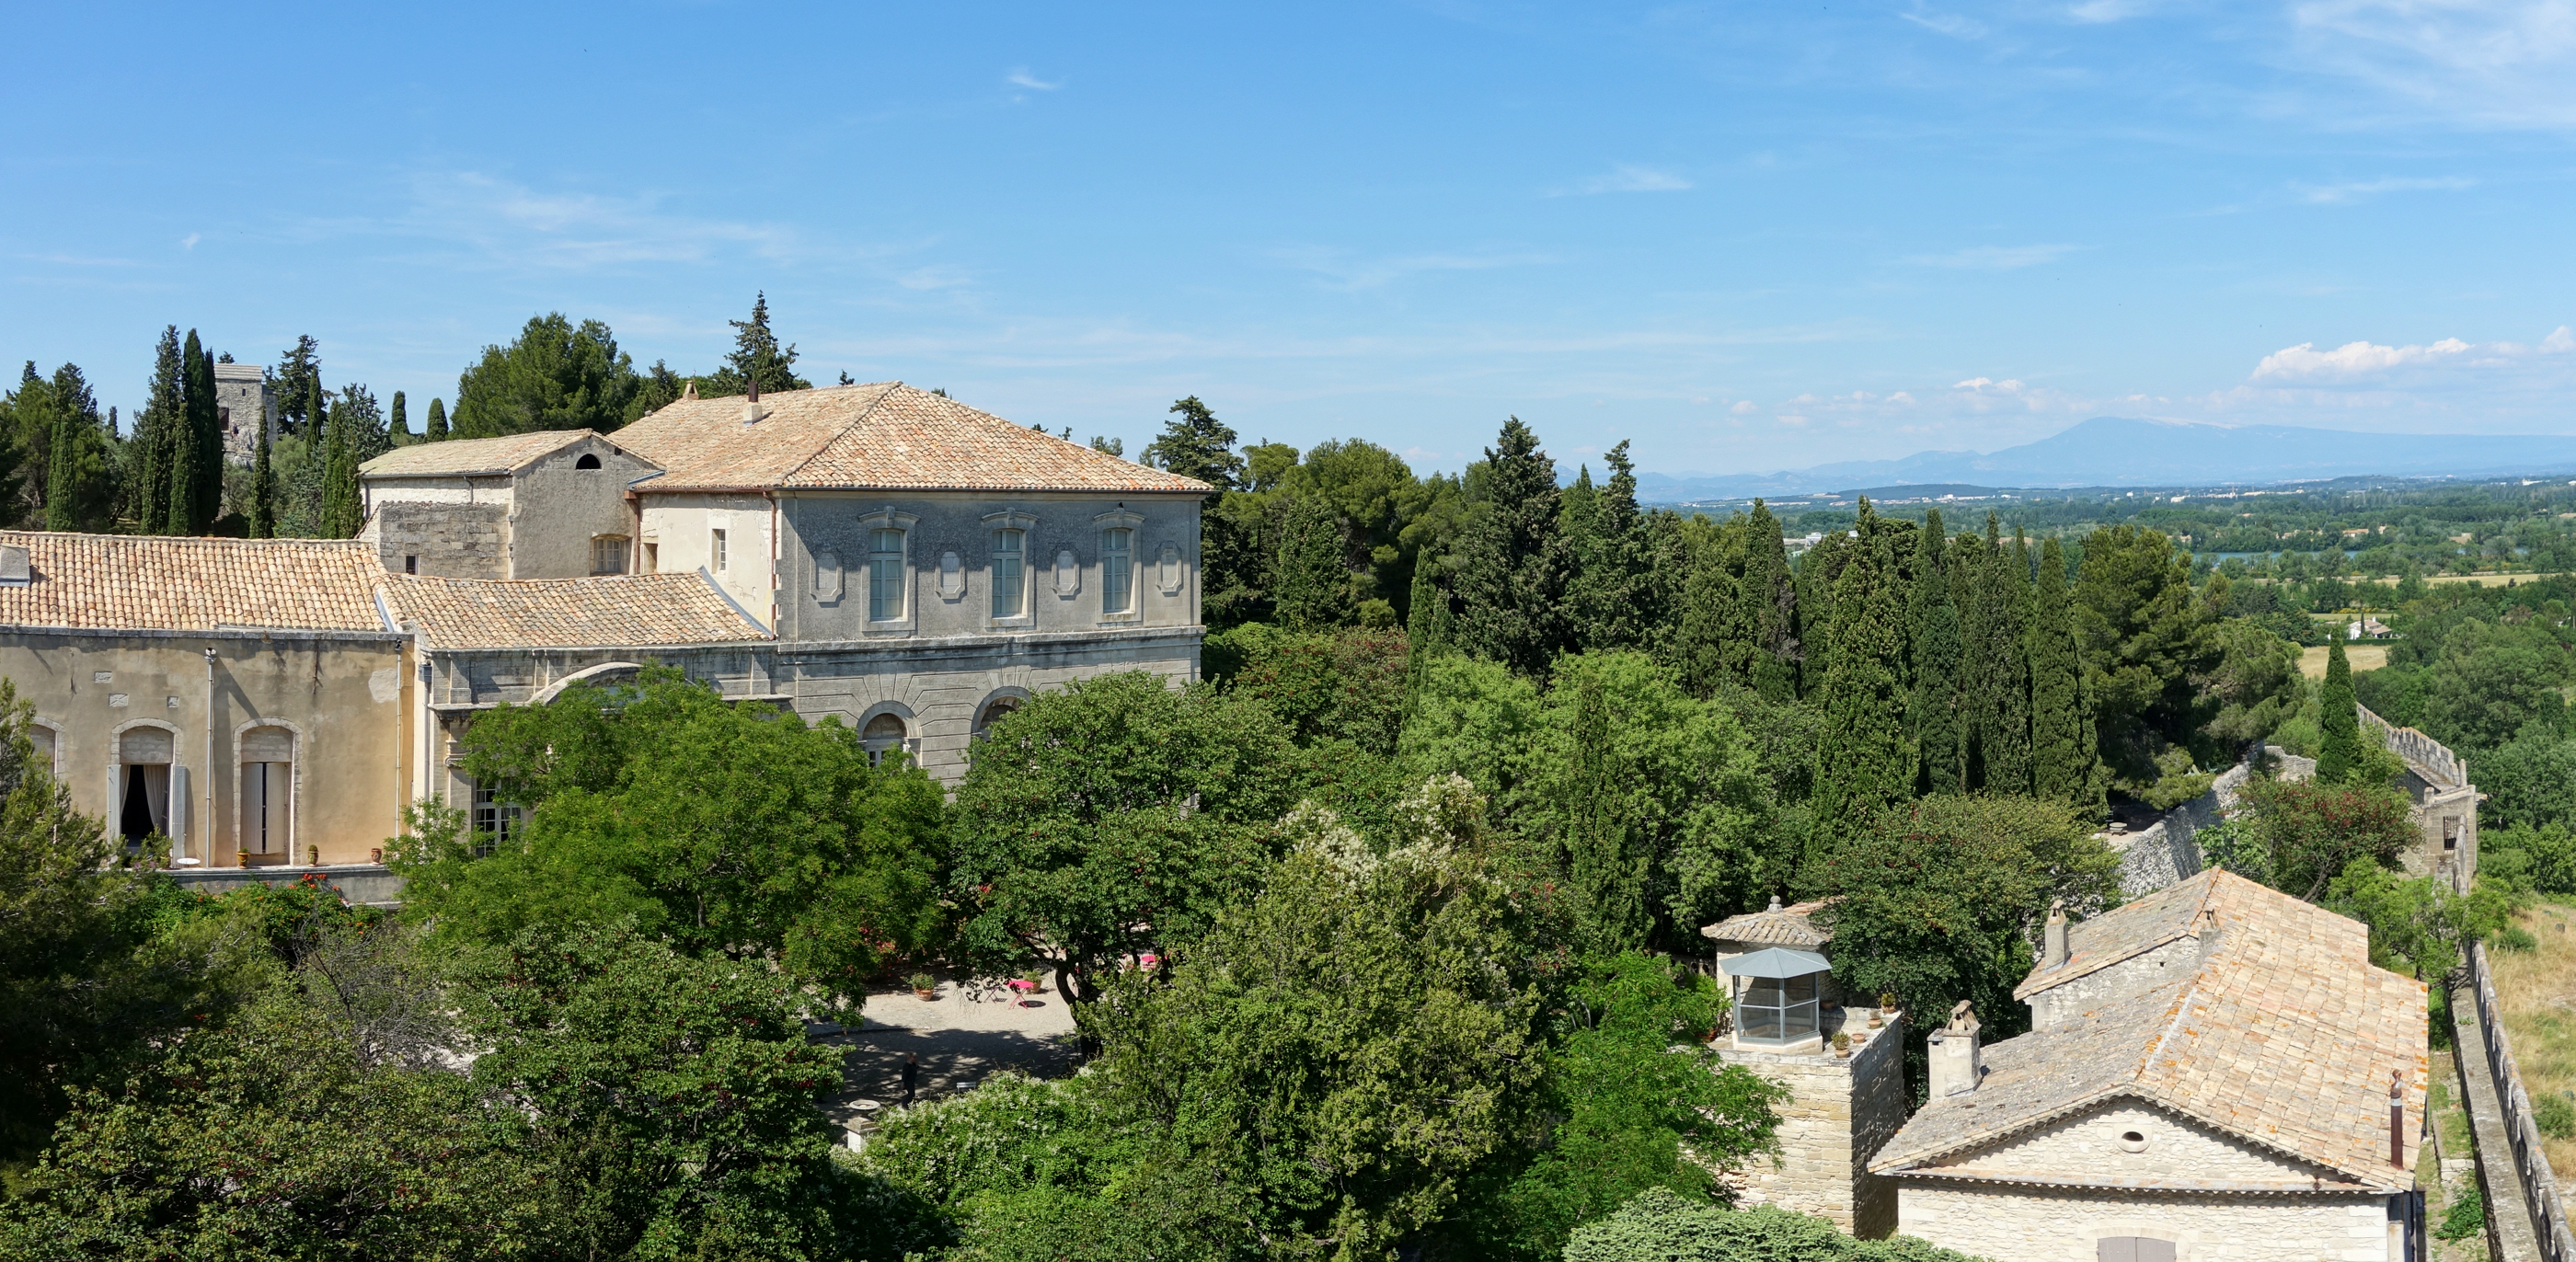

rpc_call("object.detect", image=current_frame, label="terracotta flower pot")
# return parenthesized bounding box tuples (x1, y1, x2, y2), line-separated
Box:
(913, 988, 936, 1001)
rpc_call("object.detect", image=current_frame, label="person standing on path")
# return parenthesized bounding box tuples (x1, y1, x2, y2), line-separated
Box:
(901, 1052, 919, 1106)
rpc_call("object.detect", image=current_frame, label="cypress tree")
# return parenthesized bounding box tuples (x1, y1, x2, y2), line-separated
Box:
(320, 393, 359, 538)
(1907, 508, 1963, 794)
(1673, 519, 1746, 699)
(135, 327, 183, 533)
(42, 392, 73, 532)
(425, 396, 447, 442)
(166, 330, 213, 534)
(1566, 441, 1656, 652)
(2030, 535, 2102, 811)
(2317, 637, 2362, 783)
(1811, 499, 1911, 842)
(1564, 665, 1650, 949)
(1402, 553, 1454, 723)
(1961, 515, 2033, 794)
(248, 408, 275, 539)
(1451, 417, 1571, 676)
(389, 390, 408, 443)
(1271, 495, 1352, 630)
(1742, 499, 1800, 701)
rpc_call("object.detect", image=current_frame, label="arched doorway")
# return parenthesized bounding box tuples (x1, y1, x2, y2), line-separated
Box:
(973, 695, 1023, 739)
(118, 727, 174, 843)
(861, 712, 909, 765)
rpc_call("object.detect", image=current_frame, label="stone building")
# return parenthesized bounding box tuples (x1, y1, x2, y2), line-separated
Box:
(2357, 704, 2478, 891)
(1869, 868, 2427, 1262)
(212, 362, 276, 464)
(358, 430, 655, 579)
(1701, 898, 1911, 1238)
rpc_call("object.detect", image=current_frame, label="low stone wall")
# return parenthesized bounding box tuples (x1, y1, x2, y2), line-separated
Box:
(166, 863, 405, 907)
(2467, 940, 2576, 1262)
(2109, 750, 2316, 899)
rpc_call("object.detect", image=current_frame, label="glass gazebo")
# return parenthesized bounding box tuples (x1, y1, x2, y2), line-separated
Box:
(1722, 946, 1830, 1046)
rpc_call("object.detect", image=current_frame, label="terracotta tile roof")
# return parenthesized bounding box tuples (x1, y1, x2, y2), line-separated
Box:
(381, 572, 769, 649)
(1870, 869, 2427, 1192)
(611, 383, 1213, 494)
(1700, 898, 1834, 947)
(359, 430, 608, 478)
(0, 531, 386, 633)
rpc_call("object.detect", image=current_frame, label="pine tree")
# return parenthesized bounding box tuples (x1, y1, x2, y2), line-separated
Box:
(1565, 441, 1657, 653)
(424, 396, 447, 442)
(388, 391, 408, 444)
(1451, 417, 1572, 676)
(132, 327, 182, 533)
(1811, 499, 1912, 842)
(2317, 637, 2362, 783)
(271, 335, 320, 434)
(1907, 508, 1963, 795)
(714, 293, 809, 396)
(2030, 535, 2103, 811)
(1272, 495, 1352, 630)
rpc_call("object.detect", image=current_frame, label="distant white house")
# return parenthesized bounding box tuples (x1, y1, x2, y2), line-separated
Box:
(2349, 615, 2394, 640)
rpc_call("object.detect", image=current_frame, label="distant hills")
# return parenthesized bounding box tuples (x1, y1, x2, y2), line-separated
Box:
(1635, 418, 2576, 502)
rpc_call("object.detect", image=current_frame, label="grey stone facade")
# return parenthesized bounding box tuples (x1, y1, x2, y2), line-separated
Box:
(212, 363, 275, 465)
(375, 502, 508, 578)
(1714, 1007, 1910, 1238)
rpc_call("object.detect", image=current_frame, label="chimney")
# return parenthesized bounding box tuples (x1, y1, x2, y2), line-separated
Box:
(2042, 899, 2068, 969)
(742, 376, 765, 425)
(1926, 1002, 1983, 1098)
(2197, 907, 2221, 966)
(2388, 1072, 2405, 1168)
(681, 380, 697, 400)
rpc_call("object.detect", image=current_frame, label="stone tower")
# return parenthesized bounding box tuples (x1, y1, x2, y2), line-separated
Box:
(212, 362, 275, 465)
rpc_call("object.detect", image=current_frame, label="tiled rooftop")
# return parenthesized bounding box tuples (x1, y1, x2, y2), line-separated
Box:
(359, 430, 610, 478)
(382, 572, 769, 649)
(1871, 868, 2426, 1192)
(611, 383, 1214, 494)
(0, 532, 386, 633)
(1700, 897, 1834, 947)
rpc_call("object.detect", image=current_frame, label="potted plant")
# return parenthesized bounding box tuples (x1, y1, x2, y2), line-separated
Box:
(1020, 969, 1046, 994)
(908, 972, 937, 1000)
(1877, 992, 1900, 1016)
(235, 850, 249, 868)
(1831, 1031, 1852, 1059)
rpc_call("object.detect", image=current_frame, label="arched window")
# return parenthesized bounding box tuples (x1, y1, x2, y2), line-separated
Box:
(574, 453, 603, 470)
(118, 728, 174, 843)
(862, 712, 908, 765)
(975, 696, 1022, 738)
(239, 726, 294, 859)
(991, 529, 1027, 618)
(869, 528, 907, 621)
(1101, 528, 1133, 614)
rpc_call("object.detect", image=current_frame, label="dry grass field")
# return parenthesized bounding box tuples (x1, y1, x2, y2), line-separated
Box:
(2485, 902, 2576, 1190)
(2297, 644, 2389, 679)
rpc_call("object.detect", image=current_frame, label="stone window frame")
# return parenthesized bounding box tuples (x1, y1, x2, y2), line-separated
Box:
(108, 717, 187, 858)
(2076, 1223, 2195, 1261)
(972, 686, 1035, 740)
(982, 511, 1040, 629)
(854, 700, 920, 766)
(27, 717, 63, 781)
(590, 533, 631, 576)
(232, 717, 305, 864)
(856, 510, 919, 633)
(1094, 508, 1145, 624)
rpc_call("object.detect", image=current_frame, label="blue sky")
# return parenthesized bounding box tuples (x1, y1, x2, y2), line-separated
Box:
(5, 2, 2571, 477)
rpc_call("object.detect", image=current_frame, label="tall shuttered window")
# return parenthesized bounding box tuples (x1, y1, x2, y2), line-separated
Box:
(1101, 528, 1133, 614)
(991, 529, 1026, 618)
(868, 529, 906, 621)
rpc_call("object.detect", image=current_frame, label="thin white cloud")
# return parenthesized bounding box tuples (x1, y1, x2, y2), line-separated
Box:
(1731, 400, 1760, 415)
(2068, 0, 2156, 22)
(1903, 244, 2085, 270)
(1006, 68, 1062, 91)
(1551, 164, 1692, 197)
(2295, 175, 2476, 203)
(2250, 326, 2576, 381)
(1270, 245, 1552, 291)
(385, 170, 808, 271)
(180, 234, 200, 251)
(1900, 7, 1985, 38)
(2290, 0, 2576, 128)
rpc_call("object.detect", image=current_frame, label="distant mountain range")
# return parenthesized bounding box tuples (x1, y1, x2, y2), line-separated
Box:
(1635, 418, 2576, 502)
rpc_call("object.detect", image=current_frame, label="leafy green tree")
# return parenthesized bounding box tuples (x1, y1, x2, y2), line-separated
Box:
(2317, 637, 2363, 782)
(1816, 794, 2120, 1038)
(2421, 618, 2569, 751)
(45, 363, 116, 533)
(1077, 776, 1551, 1259)
(693, 293, 811, 399)
(2193, 615, 2304, 761)
(1142, 396, 1244, 491)
(451, 313, 643, 438)
(1563, 1186, 1985, 1262)
(423, 395, 447, 441)
(2477, 736, 2576, 831)
(947, 671, 1305, 1004)
(1462, 953, 1788, 1262)
(2233, 775, 2418, 901)
(1205, 623, 1409, 755)
(2324, 859, 2510, 981)
(1145, 396, 1259, 624)
(1272, 492, 1354, 629)
(1908, 510, 1964, 795)
(2028, 535, 2102, 812)
(1811, 501, 1911, 843)
(128, 328, 184, 532)
(1742, 500, 1803, 701)
(1564, 442, 1662, 654)
(1453, 417, 1572, 676)
(1, 363, 54, 529)
(395, 670, 944, 1010)
(1398, 654, 1545, 804)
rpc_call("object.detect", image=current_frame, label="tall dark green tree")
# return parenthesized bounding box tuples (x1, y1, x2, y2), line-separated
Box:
(319, 392, 360, 539)
(7, 364, 54, 528)
(1402, 555, 1455, 722)
(451, 314, 642, 438)
(1452, 418, 1572, 677)
(247, 408, 274, 539)
(41, 389, 75, 532)
(45, 363, 113, 533)
(131, 327, 183, 533)
(2317, 637, 2362, 783)
(423, 396, 447, 442)
(1742, 500, 1800, 701)
(270, 335, 320, 433)
(1145, 396, 1258, 620)
(1961, 515, 2032, 794)
(165, 330, 217, 534)
(1811, 500, 1911, 844)
(1906, 509, 1963, 795)
(387, 390, 408, 443)
(2030, 535, 2102, 812)
(1565, 441, 1658, 653)
(1271, 494, 1352, 630)
(707, 293, 809, 398)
